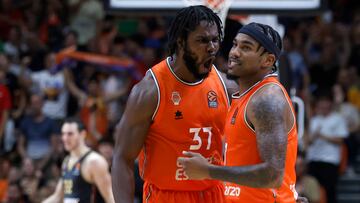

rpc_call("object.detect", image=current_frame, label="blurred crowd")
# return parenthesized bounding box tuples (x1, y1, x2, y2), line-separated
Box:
(0, 0, 359, 202)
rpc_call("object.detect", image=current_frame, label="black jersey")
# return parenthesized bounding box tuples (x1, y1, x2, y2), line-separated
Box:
(62, 150, 105, 203)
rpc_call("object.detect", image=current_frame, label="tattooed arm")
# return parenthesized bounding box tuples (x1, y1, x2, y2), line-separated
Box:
(209, 84, 291, 188)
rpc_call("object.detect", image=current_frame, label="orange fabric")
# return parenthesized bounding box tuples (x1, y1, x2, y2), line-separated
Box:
(224, 76, 298, 203)
(56, 46, 135, 67)
(0, 179, 8, 201)
(138, 58, 229, 191)
(80, 97, 108, 147)
(143, 181, 226, 203)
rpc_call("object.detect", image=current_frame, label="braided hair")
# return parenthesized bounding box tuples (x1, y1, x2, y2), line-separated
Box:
(167, 5, 223, 56)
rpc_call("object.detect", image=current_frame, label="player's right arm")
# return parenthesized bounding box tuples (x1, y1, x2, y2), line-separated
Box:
(112, 72, 157, 203)
(41, 179, 64, 203)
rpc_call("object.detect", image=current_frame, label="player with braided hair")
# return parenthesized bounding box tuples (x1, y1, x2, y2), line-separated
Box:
(112, 5, 237, 203)
(179, 22, 305, 203)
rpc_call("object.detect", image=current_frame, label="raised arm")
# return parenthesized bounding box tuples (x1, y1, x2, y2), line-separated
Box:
(209, 84, 291, 188)
(111, 72, 157, 203)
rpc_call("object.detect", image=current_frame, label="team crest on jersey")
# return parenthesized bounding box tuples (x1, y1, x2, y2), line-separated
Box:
(231, 107, 239, 124)
(175, 110, 183, 120)
(171, 91, 181, 105)
(207, 91, 218, 108)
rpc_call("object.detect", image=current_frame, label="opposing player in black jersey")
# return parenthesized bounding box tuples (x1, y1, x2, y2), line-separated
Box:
(42, 118, 114, 203)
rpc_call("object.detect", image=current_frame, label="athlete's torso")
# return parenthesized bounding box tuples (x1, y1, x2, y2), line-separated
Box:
(224, 75, 298, 203)
(62, 151, 105, 203)
(139, 57, 230, 191)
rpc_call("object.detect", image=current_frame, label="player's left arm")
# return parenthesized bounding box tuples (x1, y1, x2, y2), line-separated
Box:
(89, 154, 115, 203)
(210, 84, 291, 188)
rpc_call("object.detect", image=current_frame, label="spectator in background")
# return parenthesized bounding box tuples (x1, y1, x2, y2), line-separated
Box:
(0, 53, 27, 153)
(0, 157, 11, 201)
(2, 181, 29, 203)
(30, 51, 69, 132)
(283, 34, 310, 98)
(348, 20, 360, 72)
(306, 92, 349, 203)
(68, 0, 105, 47)
(67, 72, 128, 148)
(3, 26, 28, 62)
(0, 0, 24, 41)
(333, 83, 360, 176)
(17, 93, 57, 170)
(97, 140, 114, 167)
(19, 157, 41, 203)
(0, 69, 11, 154)
(347, 66, 360, 110)
(295, 153, 321, 203)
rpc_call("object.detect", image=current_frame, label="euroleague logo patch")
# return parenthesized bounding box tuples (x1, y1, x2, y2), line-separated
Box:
(207, 91, 218, 108)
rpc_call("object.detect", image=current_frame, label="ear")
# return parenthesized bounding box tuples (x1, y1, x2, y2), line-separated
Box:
(177, 38, 185, 51)
(262, 54, 276, 68)
(80, 130, 87, 139)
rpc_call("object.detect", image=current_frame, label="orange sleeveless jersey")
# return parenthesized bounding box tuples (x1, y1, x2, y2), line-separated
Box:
(224, 75, 298, 203)
(138, 57, 230, 191)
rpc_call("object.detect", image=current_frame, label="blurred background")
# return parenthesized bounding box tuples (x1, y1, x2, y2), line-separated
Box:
(0, 0, 359, 202)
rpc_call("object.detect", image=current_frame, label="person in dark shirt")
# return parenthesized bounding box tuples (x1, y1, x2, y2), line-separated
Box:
(42, 118, 114, 203)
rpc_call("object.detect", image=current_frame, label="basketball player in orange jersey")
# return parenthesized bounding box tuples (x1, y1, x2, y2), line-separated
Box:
(112, 5, 238, 203)
(178, 22, 307, 203)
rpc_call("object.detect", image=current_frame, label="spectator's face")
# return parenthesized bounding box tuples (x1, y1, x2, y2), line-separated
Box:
(22, 158, 35, 176)
(30, 95, 43, 115)
(45, 53, 56, 69)
(181, 20, 220, 80)
(8, 167, 20, 182)
(0, 159, 11, 178)
(0, 54, 9, 70)
(6, 184, 21, 202)
(8, 27, 20, 42)
(61, 123, 84, 152)
(88, 80, 100, 97)
(315, 99, 332, 116)
(65, 33, 77, 47)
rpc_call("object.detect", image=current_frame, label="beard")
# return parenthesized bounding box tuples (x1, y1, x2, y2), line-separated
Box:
(183, 43, 210, 80)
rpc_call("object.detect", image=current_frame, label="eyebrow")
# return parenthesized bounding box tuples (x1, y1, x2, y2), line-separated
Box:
(239, 40, 256, 46)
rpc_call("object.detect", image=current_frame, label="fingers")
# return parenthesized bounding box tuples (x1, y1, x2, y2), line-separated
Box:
(177, 151, 198, 165)
(177, 157, 188, 166)
(182, 151, 200, 157)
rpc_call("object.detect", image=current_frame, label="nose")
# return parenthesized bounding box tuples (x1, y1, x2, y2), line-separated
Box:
(207, 41, 217, 54)
(229, 46, 240, 58)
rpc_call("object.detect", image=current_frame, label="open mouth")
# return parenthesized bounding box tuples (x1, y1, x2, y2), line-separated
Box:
(204, 57, 214, 69)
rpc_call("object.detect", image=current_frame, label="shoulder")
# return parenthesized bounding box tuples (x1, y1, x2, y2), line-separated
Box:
(249, 83, 287, 108)
(126, 71, 158, 117)
(130, 71, 157, 102)
(83, 151, 109, 172)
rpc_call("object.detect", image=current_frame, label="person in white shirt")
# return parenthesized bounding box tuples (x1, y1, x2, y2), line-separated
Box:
(306, 92, 349, 203)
